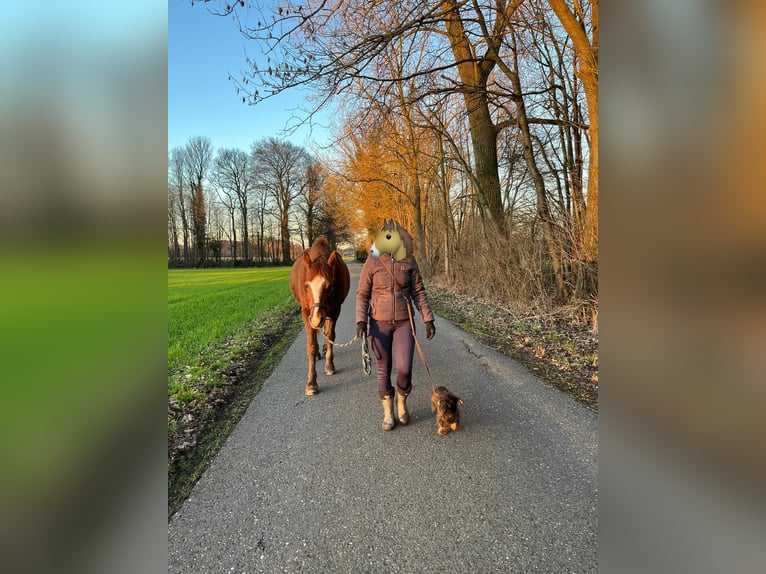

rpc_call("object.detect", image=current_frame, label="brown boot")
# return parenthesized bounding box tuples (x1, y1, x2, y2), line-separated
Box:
(396, 390, 409, 425)
(381, 395, 395, 431)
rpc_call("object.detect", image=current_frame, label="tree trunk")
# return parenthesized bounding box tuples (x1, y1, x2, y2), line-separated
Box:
(177, 187, 190, 267)
(241, 206, 249, 265)
(438, 133, 452, 280)
(229, 209, 238, 264)
(191, 183, 207, 267)
(280, 209, 291, 264)
(465, 94, 504, 230)
(441, 0, 505, 234)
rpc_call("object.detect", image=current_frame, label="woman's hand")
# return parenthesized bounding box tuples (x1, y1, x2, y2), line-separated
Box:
(425, 321, 435, 340)
(356, 321, 367, 339)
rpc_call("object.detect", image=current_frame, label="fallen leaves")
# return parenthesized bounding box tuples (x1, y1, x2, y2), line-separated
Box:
(427, 285, 598, 409)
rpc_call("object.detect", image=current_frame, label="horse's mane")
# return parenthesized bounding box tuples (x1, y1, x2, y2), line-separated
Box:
(305, 237, 334, 280)
(307, 237, 330, 260)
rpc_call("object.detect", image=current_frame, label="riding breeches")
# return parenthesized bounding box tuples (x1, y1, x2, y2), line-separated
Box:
(369, 318, 415, 399)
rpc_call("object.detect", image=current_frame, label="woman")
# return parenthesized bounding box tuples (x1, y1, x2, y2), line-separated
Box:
(355, 220, 436, 431)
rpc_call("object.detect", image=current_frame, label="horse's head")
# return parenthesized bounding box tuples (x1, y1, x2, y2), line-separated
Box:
(302, 250, 340, 329)
(370, 228, 407, 261)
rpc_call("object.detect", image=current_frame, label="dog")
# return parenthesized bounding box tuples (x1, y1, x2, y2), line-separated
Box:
(431, 386, 464, 435)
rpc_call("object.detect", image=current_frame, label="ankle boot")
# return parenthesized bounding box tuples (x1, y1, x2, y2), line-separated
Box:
(381, 395, 395, 431)
(396, 391, 409, 425)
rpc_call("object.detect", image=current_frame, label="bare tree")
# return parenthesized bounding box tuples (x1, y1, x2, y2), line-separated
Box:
(184, 136, 213, 266)
(547, 0, 597, 264)
(250, 137, 311, 263)
(169, 147, 190, 266)
(168, 183, 181, 265)
(250, 173, 271, 263)
(213, 176, 239, 264)
(206, 199, 227, 264)
(214, 147, 253, 264)
(303, 160, 322, 246)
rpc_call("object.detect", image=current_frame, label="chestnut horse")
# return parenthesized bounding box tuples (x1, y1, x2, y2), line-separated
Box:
(289, 237, 350, 395)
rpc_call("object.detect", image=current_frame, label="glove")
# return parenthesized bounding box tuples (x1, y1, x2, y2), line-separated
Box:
(425, 321, 435, 340)
(356, 321, 367, 339)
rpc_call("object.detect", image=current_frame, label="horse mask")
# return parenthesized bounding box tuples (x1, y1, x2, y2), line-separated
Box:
(370, 220, 414, 261)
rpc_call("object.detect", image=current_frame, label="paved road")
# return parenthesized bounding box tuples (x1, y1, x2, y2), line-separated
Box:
(168, 262, 598, 573)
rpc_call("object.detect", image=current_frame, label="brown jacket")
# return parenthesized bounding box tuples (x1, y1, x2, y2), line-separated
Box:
(356, 253, 435, 325)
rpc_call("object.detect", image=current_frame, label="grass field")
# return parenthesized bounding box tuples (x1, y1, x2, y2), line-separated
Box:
(168, 267, 298, 403)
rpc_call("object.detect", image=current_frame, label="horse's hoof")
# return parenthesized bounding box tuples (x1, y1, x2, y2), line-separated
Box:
(305, 383, 319, 396)
(325, 366, 336, 376)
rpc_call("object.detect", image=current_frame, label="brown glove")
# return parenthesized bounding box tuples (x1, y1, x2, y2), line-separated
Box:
(425, 321, 435, 340)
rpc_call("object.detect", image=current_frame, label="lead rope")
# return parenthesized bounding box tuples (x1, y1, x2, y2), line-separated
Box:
(360, 331, 371, 375)
(321, 331, 371, 376)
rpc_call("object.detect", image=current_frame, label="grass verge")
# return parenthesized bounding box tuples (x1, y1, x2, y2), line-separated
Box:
(168, 311, 301, 516)
(167, 268, 303, 516)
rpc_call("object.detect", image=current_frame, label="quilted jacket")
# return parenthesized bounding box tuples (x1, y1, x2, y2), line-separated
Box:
(356, 253, 435, 325)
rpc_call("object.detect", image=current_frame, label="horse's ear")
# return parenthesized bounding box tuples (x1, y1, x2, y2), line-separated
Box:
(328, 251, 338, 266)
(302, 252, 312, 268)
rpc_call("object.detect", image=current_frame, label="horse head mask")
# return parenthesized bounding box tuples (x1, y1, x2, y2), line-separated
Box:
(370, 219, 413, 261)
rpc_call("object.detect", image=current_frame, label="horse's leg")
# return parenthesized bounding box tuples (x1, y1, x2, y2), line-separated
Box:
(304, 316, 319, 395)
(324, 316, 336, 376)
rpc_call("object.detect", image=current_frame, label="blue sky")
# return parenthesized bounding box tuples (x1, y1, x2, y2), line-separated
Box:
(168, 0, 332, 153)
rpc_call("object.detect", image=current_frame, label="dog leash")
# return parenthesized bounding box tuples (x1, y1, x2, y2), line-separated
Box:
(405, 299, 437, 392)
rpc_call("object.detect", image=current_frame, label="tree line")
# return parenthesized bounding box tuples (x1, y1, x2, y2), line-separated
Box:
(178, 0, 597, 318)
(168, 136, 350, 267)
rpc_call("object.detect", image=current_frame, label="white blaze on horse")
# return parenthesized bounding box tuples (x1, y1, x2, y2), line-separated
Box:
(289, 237, 350, 396)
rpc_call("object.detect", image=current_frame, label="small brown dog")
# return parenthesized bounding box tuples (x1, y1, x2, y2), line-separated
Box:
(431, 386, 464, 435)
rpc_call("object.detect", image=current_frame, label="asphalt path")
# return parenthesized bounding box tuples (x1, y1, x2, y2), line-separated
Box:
(168, 262, 598, 573)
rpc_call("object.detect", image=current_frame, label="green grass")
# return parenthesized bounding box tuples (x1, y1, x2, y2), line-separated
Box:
(543, 332, 563, 343)
(167, 316, 302, 515)
(167, 266, 303, 514)
(168, 267, 297, 398)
